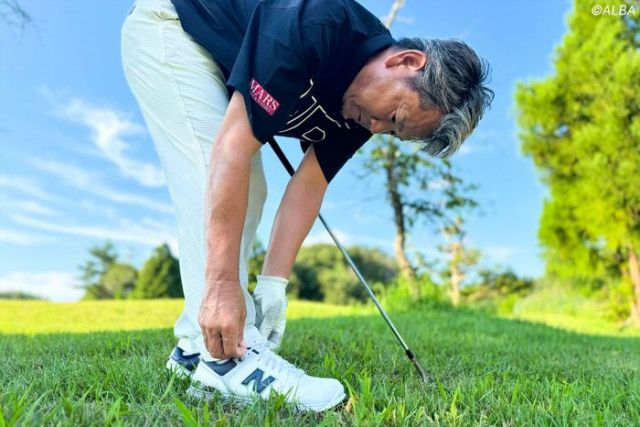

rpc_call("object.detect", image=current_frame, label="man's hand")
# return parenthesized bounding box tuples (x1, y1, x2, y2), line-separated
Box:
(198, 278, 247, 359)
(201, 91, 261, 359)
(254, 275, 288, 349)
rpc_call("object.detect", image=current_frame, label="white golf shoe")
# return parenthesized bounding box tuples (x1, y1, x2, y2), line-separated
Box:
(187, 326, 346, 412)
(166, 346, 200, 378)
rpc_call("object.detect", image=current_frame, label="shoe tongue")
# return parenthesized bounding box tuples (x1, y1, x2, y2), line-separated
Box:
(243, 325, 266, 347)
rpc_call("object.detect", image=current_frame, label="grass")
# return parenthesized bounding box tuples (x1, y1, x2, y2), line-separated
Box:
(0, 299, 371, 335)
(1, 300, 639, 425)
(509, 284, 640, 337)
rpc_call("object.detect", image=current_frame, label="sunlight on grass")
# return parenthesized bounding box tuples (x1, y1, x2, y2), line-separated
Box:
(0, 299, 374, 335)
(506, 312, 640, 337)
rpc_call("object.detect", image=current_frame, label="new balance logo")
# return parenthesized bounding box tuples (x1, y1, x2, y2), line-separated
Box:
(241, 368, 276, 393)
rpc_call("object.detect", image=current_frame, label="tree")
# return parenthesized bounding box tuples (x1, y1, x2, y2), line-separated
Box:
(515, 0, 640, 324)
(360, 138, 479, 298)
(462, 268, 534, 312)
(289, 243, 398, 304)
(438, 215, 481, 306)
(0, 291, 44, 300)
(132, 243, 183, 299)
(0, 0, 32, 35)
(102, 263, 137, 299)
(78, 241, 118, 300)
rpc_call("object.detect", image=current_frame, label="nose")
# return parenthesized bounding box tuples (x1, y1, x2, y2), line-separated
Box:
(369, 118, 393, 134)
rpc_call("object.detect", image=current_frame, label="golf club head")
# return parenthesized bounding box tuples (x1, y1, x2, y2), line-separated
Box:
(406, 350, 429, 383)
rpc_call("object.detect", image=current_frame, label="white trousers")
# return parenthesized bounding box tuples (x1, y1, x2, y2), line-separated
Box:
(121, 0, 266, 359)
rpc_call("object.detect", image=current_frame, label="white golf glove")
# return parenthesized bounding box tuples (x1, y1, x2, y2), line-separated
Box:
(253, 274, 288, 350)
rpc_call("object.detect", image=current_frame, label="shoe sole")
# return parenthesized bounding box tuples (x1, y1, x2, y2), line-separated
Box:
(186, 382, 346, 413)
(166, 357, 195, 379)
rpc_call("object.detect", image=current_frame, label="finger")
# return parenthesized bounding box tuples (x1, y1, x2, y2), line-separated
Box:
(207, 331, 225, 359)
(237, 321, 245, 351)
(222, 324, 241, 358)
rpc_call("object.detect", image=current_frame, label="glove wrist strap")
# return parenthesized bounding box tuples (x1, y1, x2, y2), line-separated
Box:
(256, 274, 288, 292)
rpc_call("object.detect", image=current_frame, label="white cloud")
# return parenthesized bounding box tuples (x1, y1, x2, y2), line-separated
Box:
(10, 213, 179, 256)
(29, 158, 173, 214)
(57, 98, 165, 187)
(2, 198, 59, 216)
(461, 128, 514, 156)
(13, 200, 58, 216)
(0, 228, 55, 245)
(458, 144, 474, 156)
(303, 228, 351, 246)
(428, 179, 450, 191)
(0, 174, 64, 203)
(0, 271, 83, 302)
(483, 245, 517, 263)
(395, 15, 416, 24)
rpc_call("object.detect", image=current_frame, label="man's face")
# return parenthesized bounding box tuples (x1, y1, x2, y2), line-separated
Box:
(341, 50, 442, 141)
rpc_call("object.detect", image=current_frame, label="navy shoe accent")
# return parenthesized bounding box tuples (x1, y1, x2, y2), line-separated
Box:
(241, 368, 276, 393)
(170, 347, 201, 372)
(203, 359, 237, 376)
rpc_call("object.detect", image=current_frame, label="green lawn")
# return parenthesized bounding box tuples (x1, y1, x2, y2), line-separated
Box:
(1, 300, 639, 425)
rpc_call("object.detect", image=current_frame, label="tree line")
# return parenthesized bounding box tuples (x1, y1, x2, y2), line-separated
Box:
(77, 239, 532, 309)
(515, 0, 640, 326)
(78, 242, 182, 300)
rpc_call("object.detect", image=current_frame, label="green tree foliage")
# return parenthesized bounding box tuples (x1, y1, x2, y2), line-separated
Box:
(132, 244, 183, 299)
(289, 243, 398, 305)
(360, 136, 479, 298)
(79, 242, 119, 300)
(0, 291, 44, 300)
(515, 0, 640, 323)
(247, 239, 266, 293)
(463, 268, 535, 314)
(101, 263, 137, 299)
(468, 269, 534, 298)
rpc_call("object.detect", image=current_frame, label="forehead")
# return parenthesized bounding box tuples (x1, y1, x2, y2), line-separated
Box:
(398, 87, 442, 141)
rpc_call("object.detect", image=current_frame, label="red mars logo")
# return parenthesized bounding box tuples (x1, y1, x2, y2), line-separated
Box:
(250, 79, 280, 116)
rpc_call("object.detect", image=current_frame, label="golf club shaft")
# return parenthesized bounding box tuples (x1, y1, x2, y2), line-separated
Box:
(267, 138, 428, 382)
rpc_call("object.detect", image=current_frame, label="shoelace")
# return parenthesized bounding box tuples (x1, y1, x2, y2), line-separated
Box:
(248, 341, 306, 378)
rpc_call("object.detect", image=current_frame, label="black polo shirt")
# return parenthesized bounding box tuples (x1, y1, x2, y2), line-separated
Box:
(170, 0, 395, 182)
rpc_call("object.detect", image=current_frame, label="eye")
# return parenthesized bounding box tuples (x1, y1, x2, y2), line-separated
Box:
(391, 112, 397, 123)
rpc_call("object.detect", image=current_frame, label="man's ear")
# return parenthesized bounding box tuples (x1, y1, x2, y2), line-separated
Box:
(384, 49, 427, 71)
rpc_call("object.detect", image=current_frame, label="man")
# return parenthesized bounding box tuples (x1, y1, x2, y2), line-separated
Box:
(121, 0, 492, 412)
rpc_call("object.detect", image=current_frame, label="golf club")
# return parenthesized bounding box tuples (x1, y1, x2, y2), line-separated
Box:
(267, 137, 429, 383)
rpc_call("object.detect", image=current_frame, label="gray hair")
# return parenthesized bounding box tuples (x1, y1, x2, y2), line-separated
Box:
(394, 38, 494, 157)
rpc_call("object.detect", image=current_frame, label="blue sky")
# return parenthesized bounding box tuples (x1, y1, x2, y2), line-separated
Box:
(0, 0, 572, 301)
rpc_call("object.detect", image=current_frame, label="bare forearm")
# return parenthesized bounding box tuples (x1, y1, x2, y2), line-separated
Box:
(203, 91, 261, 287)
(205, 141, 252, 282)
(262, 176, 326, 278)
(262, 190, 323, 276)
(198, 90, 261, 359)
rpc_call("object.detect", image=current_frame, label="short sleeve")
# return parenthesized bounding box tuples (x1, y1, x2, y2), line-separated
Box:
(300, 126, 371, 183)
(226, 2, 313, 143)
